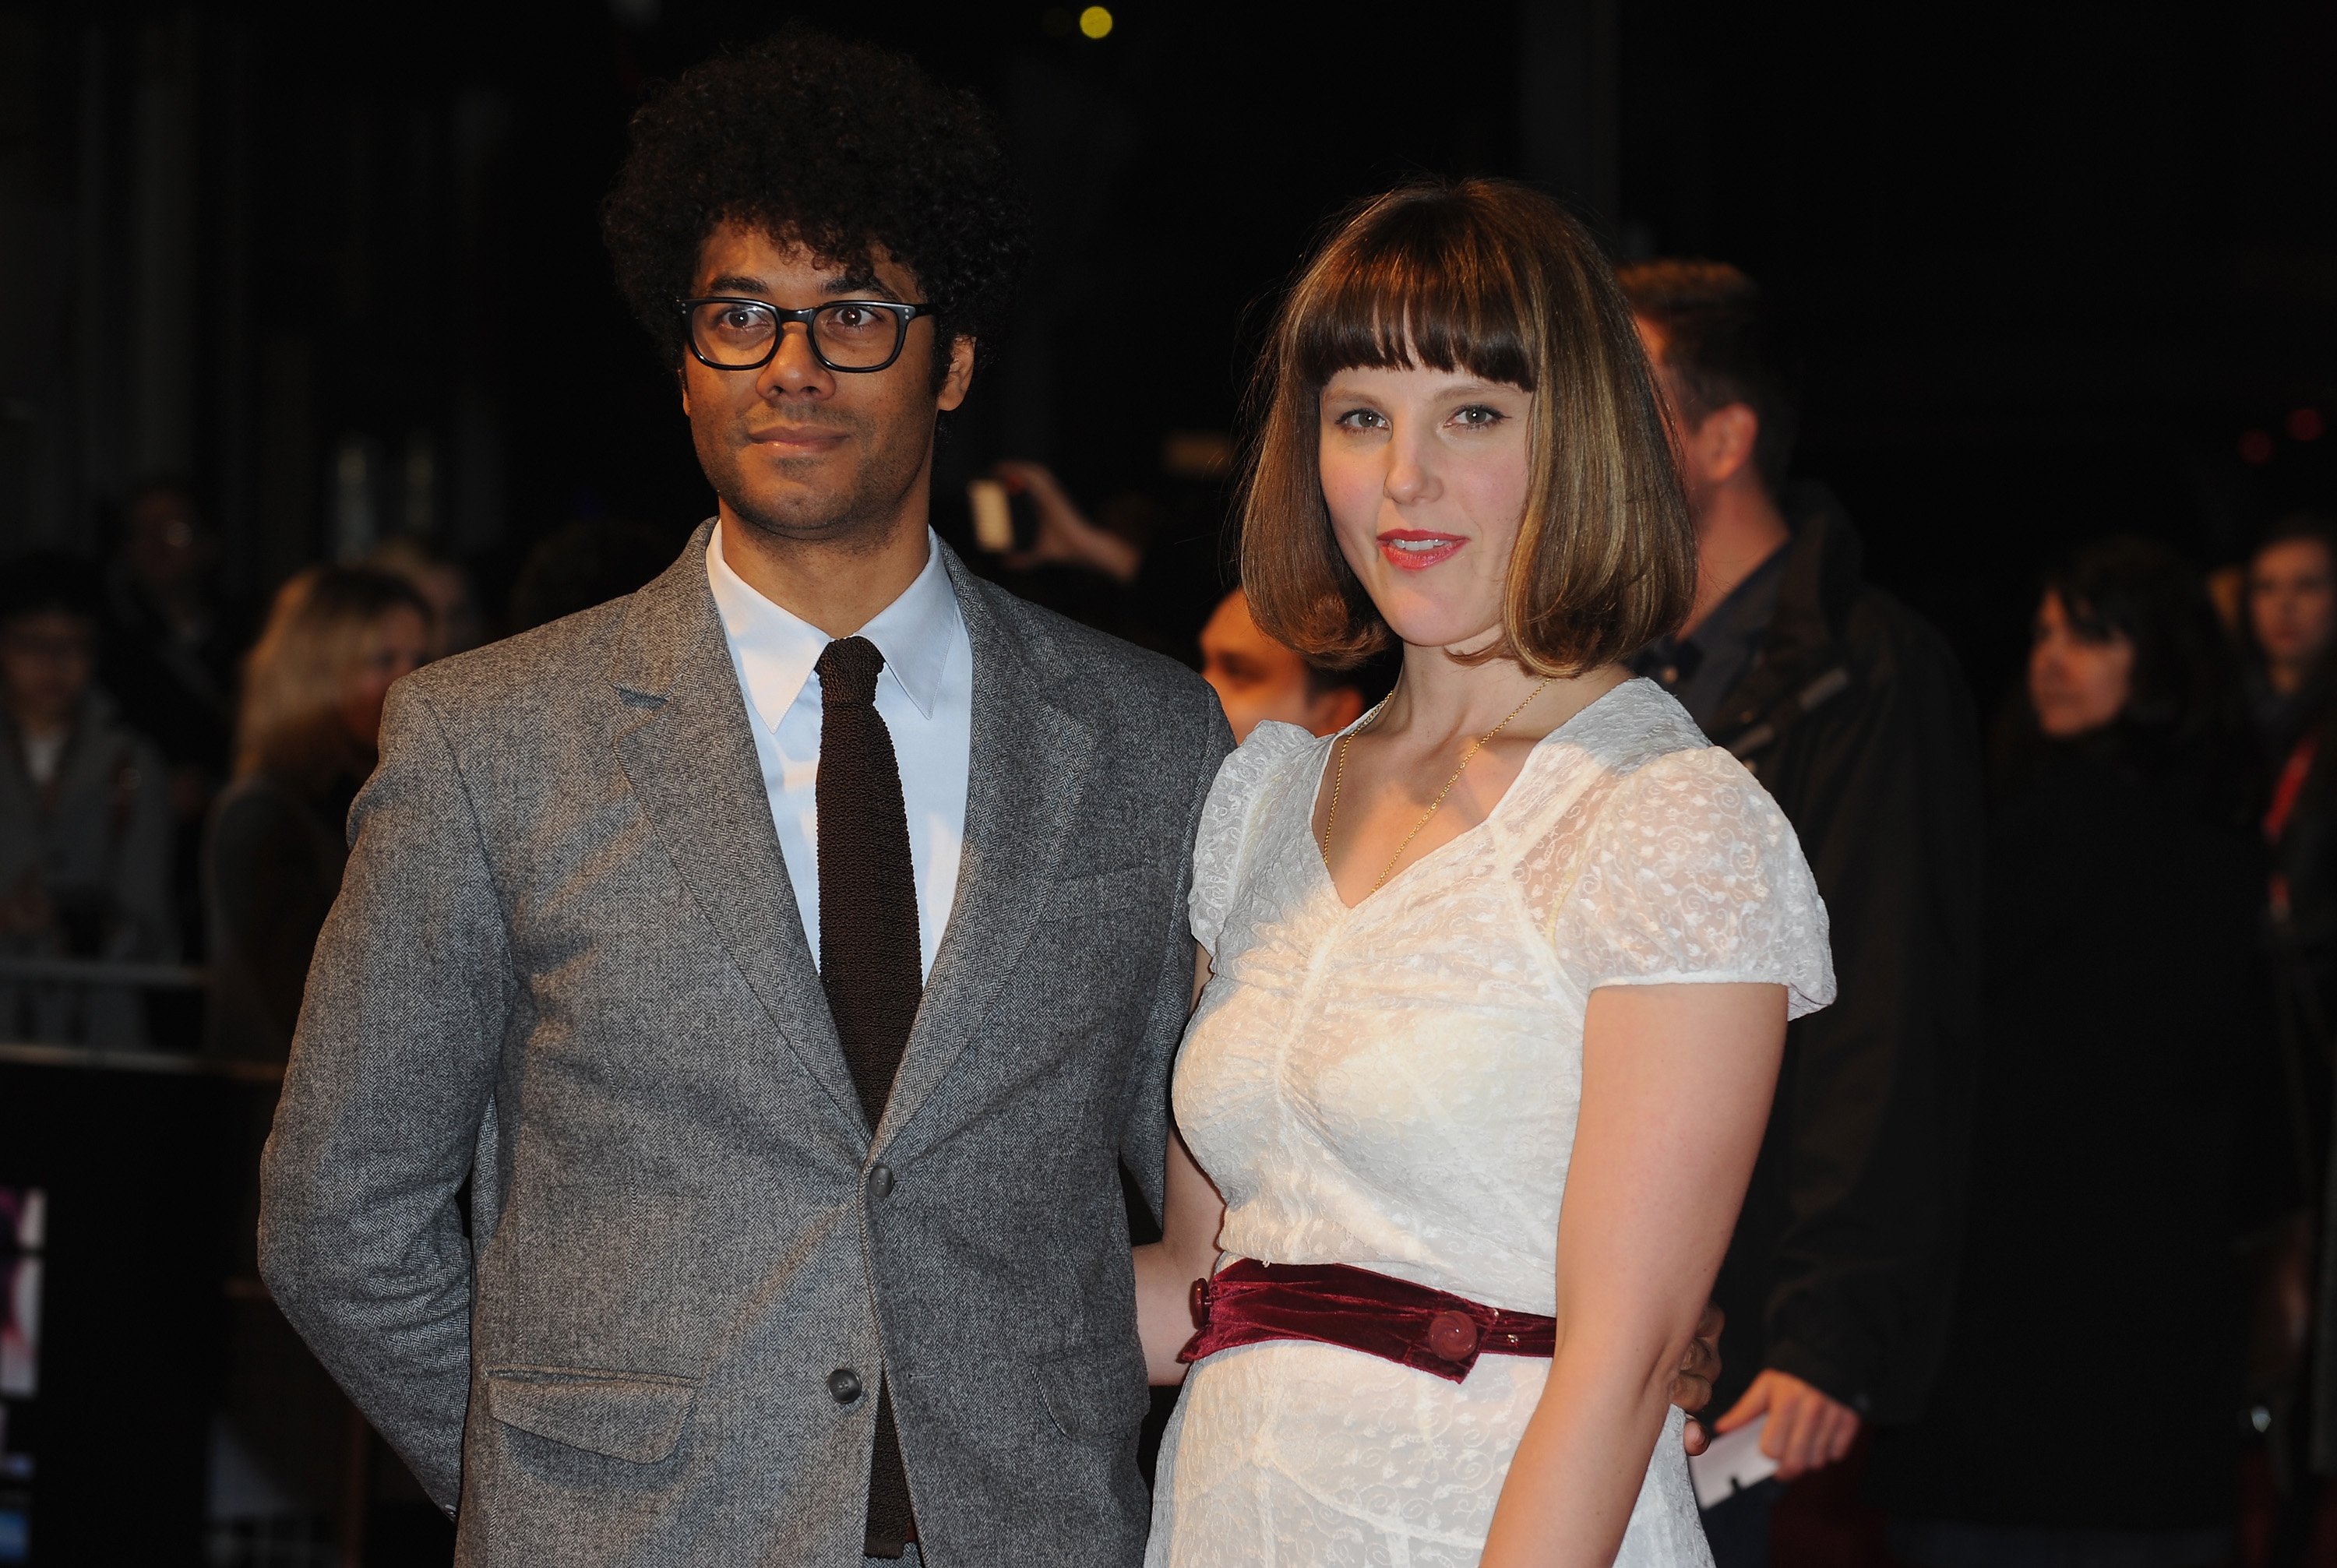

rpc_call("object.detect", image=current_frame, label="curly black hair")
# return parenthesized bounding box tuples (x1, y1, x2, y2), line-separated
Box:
(601, 27, 1028, 382)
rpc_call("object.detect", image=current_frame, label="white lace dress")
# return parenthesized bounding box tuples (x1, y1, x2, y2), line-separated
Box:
(1145, 679, 1834, 1568)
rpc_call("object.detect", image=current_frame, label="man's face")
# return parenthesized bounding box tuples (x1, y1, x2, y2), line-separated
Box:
(680, 223, 973, 552)
(125, 492, 213, 597)
(0, 611, 97, 732)
(2250, 537, 2337, 677)
(1200, 589, 1360, 743)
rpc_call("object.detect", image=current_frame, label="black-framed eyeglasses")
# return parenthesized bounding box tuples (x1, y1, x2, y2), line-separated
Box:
(675, 297, 934, 374)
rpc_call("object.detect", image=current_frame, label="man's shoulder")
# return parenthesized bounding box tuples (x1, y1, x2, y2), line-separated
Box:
(1837, 580, 1969, 706)
(397, 594, 636, 728)
(961, 573, 1220, 731)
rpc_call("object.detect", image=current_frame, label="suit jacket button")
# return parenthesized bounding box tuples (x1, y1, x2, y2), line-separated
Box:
(867, 1164, 894, 1200)
(828, 1368, 864, 1404)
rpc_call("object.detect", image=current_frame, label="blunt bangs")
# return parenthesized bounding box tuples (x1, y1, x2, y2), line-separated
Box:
(1291, 198, 1538, 393)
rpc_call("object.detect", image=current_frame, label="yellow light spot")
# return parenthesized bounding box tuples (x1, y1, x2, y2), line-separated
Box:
(1079, 5, 1113, 38)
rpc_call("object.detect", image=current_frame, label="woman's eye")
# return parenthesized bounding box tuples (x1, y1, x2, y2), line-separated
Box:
(1332, 409, 1385, 431)
(1453, 405, 1503, 428)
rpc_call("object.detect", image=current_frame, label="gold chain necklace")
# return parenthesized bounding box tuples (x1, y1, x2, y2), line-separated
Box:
(1321, 677, 1554, 894)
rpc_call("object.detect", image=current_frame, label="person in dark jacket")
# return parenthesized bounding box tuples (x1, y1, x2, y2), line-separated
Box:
(1618, 259, 1984, 1566)
(100, 481, 250, 960)
(2247, 520, 2337, 1184)
(2234, 515, 2337, 1523)
(1870, 537, 2280, 1568)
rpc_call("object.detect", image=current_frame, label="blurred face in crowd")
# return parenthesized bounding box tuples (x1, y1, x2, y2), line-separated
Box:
(0, 611, 97, 736)
(2029, 590, 2134, 738)
(2249, 537, 2337, 687)
(407, 562, 478, 661)
(337, 605, 428, 752)
(1200, 589, 1366, 743)
(1317, 363, 1535, 653)
(124, 488, 215, 607)
(680, 223, 974, 553)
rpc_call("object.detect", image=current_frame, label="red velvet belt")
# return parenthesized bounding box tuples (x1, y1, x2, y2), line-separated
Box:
(1178, 1259, 1556, 1383)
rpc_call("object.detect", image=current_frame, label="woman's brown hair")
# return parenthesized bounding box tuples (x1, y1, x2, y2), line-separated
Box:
(1239, 178, 1694, 673)
(234, 566, 429, 793)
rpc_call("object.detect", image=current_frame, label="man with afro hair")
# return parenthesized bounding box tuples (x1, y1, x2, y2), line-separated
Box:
(260, 30, 1231, 1566)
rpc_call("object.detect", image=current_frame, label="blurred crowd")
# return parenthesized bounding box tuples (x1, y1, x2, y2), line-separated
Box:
(2, 259, 2335, 1568)
(0, 497, 682, 1061)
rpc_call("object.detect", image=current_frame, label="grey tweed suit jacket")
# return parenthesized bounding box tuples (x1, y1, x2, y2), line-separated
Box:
(259, 525, 1232, 1566)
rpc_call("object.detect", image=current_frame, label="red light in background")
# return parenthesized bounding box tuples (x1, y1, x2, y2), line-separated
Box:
(2289, 408, 2325, 442)
(2241, 430, 2276, 465)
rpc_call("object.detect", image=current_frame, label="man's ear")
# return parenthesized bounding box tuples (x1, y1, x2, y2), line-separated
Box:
(937, 335, 977, 413)
(677, 361, 693, 418)
(1691, 403, 1761, 488)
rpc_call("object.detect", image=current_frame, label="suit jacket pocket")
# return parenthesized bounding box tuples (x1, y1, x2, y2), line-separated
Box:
(1031, 1338, 1150, 1443)
(482, 1364, 700, 1464)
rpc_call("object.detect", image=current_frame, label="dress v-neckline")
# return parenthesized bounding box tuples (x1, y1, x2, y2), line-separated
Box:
(1305, 678, 1636, 914)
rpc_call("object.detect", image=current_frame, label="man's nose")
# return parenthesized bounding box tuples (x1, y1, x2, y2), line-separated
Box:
(756, 322, 833, 396)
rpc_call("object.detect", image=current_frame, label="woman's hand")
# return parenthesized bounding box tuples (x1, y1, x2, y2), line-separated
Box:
(1480, 981, 1786, 1568)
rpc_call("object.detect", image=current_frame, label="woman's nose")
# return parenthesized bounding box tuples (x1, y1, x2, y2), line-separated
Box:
(1384, 429, 1436, 504)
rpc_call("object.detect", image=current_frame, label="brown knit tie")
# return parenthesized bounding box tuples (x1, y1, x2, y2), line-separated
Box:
(814, 635, 920, 1558)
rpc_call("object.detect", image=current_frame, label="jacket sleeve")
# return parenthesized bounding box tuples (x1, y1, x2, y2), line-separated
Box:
(1757, 630, 1983, 1422)
(258, 681, 510, 1510)
(1116, 690, 1236, 1221)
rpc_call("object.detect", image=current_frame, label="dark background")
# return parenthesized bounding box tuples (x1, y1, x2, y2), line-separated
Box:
(1, 0, 2332, 707)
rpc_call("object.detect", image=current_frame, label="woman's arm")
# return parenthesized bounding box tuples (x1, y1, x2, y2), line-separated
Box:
(1481, 981, 1787, 1568)
(1133, 945, 1229, 1384)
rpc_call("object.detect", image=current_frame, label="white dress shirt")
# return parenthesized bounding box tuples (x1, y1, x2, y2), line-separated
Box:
(706, 522, 972, 980)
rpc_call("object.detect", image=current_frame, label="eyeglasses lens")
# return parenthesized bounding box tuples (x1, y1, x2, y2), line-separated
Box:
(689, 302, 905, 370)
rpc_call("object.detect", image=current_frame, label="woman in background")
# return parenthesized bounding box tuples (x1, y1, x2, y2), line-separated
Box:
(204, 566, 428, 1063)
(1870, 537, 2283, 1568)
(202, 566, 429, 1562)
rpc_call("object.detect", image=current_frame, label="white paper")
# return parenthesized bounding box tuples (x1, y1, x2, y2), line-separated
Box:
(1688, 1414, 1778, 1510)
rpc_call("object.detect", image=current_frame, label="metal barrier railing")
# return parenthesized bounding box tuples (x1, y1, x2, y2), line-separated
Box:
(0, 954, 208, 990)
(0, 1038, 281, 1084)
(0, 955, 288, 1080)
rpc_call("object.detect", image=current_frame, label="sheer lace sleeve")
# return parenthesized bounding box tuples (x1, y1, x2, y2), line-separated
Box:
(1549, 746, 1835, 1018)
(1190, 721, 1317, 955)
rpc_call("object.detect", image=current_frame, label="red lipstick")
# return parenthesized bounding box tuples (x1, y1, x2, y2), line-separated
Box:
(1376, 530, 1466, 571)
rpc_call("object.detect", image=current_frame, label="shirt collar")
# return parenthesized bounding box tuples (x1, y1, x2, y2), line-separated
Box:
(706, 521, 961, 733)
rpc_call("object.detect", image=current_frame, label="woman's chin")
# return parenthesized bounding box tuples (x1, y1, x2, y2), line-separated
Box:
(1379, 611, 1504, 657)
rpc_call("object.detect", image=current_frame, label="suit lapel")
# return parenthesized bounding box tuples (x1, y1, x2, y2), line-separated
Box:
(608, 525, 866, 1137)
(873, 556, 1100, 1155)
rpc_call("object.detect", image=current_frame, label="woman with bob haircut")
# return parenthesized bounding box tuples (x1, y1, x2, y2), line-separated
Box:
(1131, 179, 1835, 1566)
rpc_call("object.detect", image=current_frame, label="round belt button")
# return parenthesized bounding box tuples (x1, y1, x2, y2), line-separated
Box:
(827, 1367, 864, 1404)
(1426, 1310, 1481, 1362)
(867, 1164, 895, 1200)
